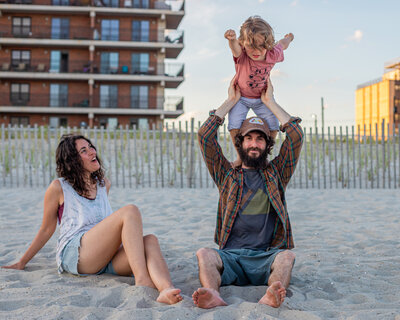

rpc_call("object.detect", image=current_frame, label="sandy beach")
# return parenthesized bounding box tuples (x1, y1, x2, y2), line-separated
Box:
(1, 187, 399, 320)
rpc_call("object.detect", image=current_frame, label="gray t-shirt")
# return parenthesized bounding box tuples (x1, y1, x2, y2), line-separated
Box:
(224, 169, 277, 250)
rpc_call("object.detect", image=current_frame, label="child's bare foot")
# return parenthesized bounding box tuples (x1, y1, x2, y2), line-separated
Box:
(156, 287, 183, 305)
(258, 281, 286, 308)
(192, 288, 227, 309)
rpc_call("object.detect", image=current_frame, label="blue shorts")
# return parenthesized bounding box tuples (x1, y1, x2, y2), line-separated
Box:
(228, 97, 280, 131)
(61, 232, 118, 276)
(216, 248, 283, 286)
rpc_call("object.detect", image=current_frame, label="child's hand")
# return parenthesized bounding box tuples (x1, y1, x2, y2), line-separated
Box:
(285, 33, 294, 42)
(224, 29, 237, 41)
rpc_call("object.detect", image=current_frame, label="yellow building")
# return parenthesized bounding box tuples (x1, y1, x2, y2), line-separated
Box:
(355, 57, 400, 137)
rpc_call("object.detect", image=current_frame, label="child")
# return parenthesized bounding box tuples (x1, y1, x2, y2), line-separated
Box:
(224, 16, 294, 165)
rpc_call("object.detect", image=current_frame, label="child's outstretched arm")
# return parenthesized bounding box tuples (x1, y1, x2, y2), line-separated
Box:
(277, 33, 294, 50)
(224, 29, 242, 58)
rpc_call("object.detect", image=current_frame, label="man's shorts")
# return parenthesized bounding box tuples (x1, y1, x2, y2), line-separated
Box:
(215, 248, 283, 286)
(61, 232, 118, 276)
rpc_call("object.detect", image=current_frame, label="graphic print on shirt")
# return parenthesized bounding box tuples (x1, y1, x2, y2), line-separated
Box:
(247, 66, 269, 89)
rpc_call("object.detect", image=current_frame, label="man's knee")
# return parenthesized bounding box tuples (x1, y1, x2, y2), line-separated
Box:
(196, 248, 222, 269)
(273, 250, 295, 268)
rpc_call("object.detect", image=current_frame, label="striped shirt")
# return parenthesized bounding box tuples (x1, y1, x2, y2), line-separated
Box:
(198, 111, 304, 249)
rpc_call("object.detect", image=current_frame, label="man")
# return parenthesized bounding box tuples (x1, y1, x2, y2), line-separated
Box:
(192, 78, 303, 309)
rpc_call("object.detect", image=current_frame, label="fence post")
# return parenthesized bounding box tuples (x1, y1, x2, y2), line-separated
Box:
(375, 123, 379, 188)
(304, 127, 308, 189)
(159, 123, 164, 188)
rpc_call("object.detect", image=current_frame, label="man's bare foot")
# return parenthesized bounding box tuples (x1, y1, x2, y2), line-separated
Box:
(258, 281, 286, 308)
(156, 287, 183, 305)
(192, 288, 227, 309)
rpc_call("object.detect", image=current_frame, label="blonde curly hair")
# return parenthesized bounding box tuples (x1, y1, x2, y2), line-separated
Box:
(238, 16, 275, 51)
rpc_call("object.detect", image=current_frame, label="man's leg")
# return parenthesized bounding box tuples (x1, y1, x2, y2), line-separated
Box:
(259, 250, 295, 307)
(192, 248, 228, 309)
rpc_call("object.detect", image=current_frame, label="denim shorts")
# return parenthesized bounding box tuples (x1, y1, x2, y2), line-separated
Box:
(61, 232, 118, 276)
(228, 97, 280, 131)
(215, 248, 283, 286)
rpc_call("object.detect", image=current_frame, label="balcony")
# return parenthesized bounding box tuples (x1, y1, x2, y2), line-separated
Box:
(0, 92, 184, 116)
(0, 0, 184, 28)
(0, 26, 184, 57)
(0, 59, 184, 87)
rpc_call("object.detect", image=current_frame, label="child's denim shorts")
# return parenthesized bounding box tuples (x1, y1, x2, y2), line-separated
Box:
(61, 232, 118, 276)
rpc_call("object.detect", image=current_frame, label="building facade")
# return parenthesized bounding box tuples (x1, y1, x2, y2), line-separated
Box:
(355, 57, 400, 137)
(0, 0, 184, 129)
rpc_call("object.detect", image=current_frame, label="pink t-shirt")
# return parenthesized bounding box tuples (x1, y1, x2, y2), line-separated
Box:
(234, 43, 284, 99)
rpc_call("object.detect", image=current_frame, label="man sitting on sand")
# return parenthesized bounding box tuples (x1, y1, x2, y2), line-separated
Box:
(193, 78, 303, 308)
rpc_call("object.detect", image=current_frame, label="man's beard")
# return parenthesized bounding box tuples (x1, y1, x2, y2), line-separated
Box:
(238, 145, 268, 169)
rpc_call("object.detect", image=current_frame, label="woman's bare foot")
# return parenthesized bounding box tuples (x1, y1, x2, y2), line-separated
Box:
(192, 288, 227, 309)
(156, 287, 183, 305)
(258, 281, 286, 308)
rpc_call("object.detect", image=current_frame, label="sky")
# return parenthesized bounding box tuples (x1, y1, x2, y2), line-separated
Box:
(166, 0, 400, 128)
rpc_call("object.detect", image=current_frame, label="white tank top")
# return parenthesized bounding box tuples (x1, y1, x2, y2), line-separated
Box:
(56, 178, 113, 273)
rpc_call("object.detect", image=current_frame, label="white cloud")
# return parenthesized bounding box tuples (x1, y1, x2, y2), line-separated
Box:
(270, 69, 288, 78)
(258, 0, 265, 3)
(348, 30, 363, 42)
(290, 0, 298, 6)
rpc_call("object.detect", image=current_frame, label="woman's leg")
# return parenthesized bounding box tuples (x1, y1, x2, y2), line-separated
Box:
(77, 204, 153, 287)
(142, 234, 183, 304)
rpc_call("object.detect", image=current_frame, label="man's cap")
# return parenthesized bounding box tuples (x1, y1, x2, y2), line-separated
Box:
(239, 117, 270, 137)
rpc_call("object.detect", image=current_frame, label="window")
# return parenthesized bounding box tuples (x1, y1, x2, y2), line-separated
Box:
(102, 0, 119, 7)
(133, 0, 149, 8)
(10, 117, 29, 126)
(11, 50, 30, 69)
(49, 51, 68, 73)
(131, 85, 148, 109)
(131, 53, 149, 74)
(101, 20, 119, 41)
(49, 117, 68, 128)
(100, 52, 119, 74)
(10, 83, 29, 105)
(52, 0, 69, 5)
(50, 84, 68, 107)
(138, 118, 149, 129)
(12, 17, 31, 37)
(100, 85, 118, 108)
(51, 18, 69, 39)
(132, 20, 149, 41)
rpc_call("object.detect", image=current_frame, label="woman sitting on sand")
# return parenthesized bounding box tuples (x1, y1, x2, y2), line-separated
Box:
(2, 134, 182, 305)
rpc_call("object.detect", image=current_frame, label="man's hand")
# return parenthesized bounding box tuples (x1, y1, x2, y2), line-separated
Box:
(214, 76, 241, 119)
(2, 261, 26, 270)
(261, 78, 276, 108)
(228, 75, 241, 105)
(224, 29, 237, 41)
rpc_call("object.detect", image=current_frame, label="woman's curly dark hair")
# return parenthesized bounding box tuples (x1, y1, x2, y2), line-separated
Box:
(56, 134, 105, 196)
(234, 131, 275, 155)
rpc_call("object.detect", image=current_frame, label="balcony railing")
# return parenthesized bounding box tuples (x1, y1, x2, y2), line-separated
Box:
(0, 24, 184, 44)
(2, 0, 185, 10)
(0, 93, 184, 111)
(0, 58, 184, 77)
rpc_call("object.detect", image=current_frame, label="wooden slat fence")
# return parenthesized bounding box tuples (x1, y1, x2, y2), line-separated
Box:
(0, 122, 399, 189)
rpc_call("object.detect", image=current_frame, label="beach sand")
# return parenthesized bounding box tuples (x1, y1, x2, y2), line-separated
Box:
(1, 187, 399, 320)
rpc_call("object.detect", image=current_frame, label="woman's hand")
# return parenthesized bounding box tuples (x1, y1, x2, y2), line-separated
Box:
(2, 261, 26, 270)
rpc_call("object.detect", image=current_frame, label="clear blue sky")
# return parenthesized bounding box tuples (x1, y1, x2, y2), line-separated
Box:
(167, 0, 400, 128)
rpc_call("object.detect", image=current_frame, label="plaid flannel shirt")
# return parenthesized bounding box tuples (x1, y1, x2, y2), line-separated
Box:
(198, 111, 304, 249)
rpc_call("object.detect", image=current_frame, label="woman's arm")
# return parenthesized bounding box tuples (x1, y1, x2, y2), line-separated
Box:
(2, 180, 61, 270)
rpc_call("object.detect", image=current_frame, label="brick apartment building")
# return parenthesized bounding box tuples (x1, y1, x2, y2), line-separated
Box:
(0, 0, 184, 129)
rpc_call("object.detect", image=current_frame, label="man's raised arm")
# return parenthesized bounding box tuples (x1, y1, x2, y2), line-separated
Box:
(197, 77, 241, 186)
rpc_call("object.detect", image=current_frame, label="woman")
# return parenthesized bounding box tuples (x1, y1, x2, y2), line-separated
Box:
(2, 134, 182, 305)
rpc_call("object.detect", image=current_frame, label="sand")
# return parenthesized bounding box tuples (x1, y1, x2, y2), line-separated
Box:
(1, 187, 400, 320)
